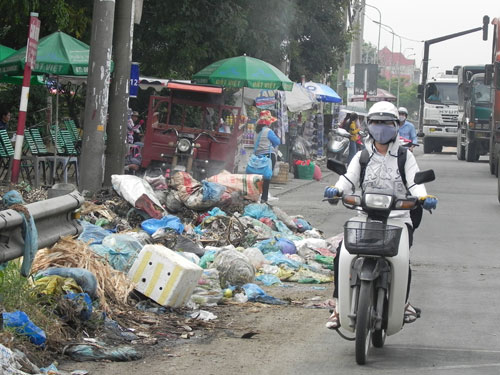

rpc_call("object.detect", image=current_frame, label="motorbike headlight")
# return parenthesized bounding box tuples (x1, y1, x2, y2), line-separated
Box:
(364, 193, 393, 209)
(178, 138, 191, 152)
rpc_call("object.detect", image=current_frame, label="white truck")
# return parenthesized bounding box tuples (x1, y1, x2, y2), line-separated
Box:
(421, 72, 459, 153)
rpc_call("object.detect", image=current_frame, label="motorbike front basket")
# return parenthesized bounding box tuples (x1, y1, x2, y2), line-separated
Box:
(344, 221, 402, 257)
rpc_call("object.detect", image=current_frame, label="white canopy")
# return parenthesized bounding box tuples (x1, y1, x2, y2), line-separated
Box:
(233, 83, 316, 113)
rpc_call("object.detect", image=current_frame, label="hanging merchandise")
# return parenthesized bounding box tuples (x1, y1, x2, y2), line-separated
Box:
(277, 91, 289, 144)
(316, 113, 324, 157)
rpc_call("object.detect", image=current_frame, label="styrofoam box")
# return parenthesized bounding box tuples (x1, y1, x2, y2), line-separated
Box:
(128, 244, 203, 307)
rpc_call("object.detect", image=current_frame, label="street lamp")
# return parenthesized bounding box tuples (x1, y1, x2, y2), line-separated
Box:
(365, 3, 381, 64)
(373, 21, 401, 101)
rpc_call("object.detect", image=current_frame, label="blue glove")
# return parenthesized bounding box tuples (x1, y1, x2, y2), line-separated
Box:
(324, 186, 340, 199)
(421, 195, 438, 210)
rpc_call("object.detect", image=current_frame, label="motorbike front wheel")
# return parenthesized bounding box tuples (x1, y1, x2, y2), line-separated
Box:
(355, 280, 374, 365)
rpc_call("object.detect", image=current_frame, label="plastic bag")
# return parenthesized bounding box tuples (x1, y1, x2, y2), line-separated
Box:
(64, 343, 142, 362)
(255, 274, 282, 286)
(174, 235, 205, 257)
(272, 206, 297, 231)
(293, 217, 313, 232)
(246, 154, 272, 179)
(78, 220, 113, 245)
(243, 203, 277, 220)
(34, 275, 83, 295)
(3, 311, 46, 346)
(313, 163, 322, 181)
(36, 267, 98, 299)
(242, 247, 267, 270)
(202, 181, 226, 202)
(189, 268, 223, 306)
(199, 249, 218, 269)
(277, 238, 297, 255)
(63, 292, 93, 320)
(254, 238, 280, 254)
(100, 233, 145, 272)
(165, 190, 183, 213)
(111, 174, 165, 219)
(213, 247, 255, 288)
(241, 283, 287, 305)
(265, 252, 302, 269)
(141, 215, 184, 235)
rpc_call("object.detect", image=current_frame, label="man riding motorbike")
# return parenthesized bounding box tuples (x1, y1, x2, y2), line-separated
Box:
(398, 107, 418, 152)
(323, 101, 438, 329)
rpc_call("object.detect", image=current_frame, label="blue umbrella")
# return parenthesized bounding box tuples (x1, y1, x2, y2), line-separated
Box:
(303, 81, 342, 103)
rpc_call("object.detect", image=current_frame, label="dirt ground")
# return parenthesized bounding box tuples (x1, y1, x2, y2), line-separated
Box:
(57, 282, 334, 375)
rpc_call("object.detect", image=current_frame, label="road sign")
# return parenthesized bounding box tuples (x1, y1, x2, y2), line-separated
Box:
(26, 16, 41, 69)
(130, 62, 140, 98)
(354, 64, 378, 96)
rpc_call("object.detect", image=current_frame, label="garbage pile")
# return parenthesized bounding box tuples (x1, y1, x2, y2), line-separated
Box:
(0, 170, 340, 370)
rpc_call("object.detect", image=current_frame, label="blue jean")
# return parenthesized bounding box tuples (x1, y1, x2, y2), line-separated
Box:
(347, 140, 358, 164)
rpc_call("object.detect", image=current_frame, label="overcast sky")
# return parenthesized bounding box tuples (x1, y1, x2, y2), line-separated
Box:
(362, 0, 497, 78)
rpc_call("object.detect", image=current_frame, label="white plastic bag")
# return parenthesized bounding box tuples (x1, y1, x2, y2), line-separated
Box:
(213, 247, 255, 287)
(111, 175, 165, 217)
(243, 247, 268, 270)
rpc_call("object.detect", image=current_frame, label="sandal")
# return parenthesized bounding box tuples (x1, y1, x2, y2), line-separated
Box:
(326, 310, 340, 329)
(404, 302, 420, 324)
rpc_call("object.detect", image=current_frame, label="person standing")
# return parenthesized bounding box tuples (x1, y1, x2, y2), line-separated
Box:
(254, 110, 281, 203)
(0, 108, 11, 131)
(341, 112, 361, 164)
(398, 107, 418, 151)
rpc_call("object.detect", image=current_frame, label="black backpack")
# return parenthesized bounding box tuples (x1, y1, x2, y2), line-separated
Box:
(358, 146, 423, 229)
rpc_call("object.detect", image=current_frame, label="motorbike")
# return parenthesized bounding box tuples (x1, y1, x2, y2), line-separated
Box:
(161, 128, 220, 179)
(326, 159, 435, 365)
(326, 127, 368, 166)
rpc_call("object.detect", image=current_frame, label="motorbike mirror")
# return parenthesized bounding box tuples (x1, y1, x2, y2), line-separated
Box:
(327, 159, 347, 175)
(414, 169, 435, 185)
(417, 132, 425, 138)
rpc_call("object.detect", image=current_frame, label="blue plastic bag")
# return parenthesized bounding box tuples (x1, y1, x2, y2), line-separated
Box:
(242, 283, 286, 305)
(3, 311, 46, 346)
(265, 252, 302, 269)
(254, 238, 280, 254)
(78, 220, 113, 245)
(63, 293, 93, 320)
(293, 218, 312, 232)
(246, 154, 272, 179)
(255, 274, 282, 286)
(277, 238, 297, 255)
(141, 215, 184, 235)
(243, 203, 277, 220)
(202, 181, 226, 202)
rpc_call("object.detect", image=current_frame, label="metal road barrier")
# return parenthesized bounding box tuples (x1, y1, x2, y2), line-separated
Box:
(0, 191, 84, 263)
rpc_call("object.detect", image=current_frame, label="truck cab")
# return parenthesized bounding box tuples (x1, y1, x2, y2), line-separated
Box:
(421, 73, 459, 153)
(457, 66, 492, 161)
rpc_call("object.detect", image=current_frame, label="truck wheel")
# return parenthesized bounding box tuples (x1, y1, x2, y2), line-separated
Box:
(423, 138, 433, 154)
(433, 144, 443, 153)
(465, 142, 479, 162)
(489, 138, 496, 175)
(456, 135, 465, 160)
(497, 162, 500, 203)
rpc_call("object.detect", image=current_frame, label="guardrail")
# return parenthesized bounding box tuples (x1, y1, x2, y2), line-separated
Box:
(0, 191, 84, 263)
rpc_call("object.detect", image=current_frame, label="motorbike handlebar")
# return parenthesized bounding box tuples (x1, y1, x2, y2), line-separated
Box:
(194, 132, 220, 143)
(162, 128, 179, 138)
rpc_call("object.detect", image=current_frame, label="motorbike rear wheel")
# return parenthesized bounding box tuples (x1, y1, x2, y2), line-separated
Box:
(355, 281, 374, 365)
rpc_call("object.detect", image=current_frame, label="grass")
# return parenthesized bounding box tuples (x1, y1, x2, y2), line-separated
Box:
(0, 261, 67, 350)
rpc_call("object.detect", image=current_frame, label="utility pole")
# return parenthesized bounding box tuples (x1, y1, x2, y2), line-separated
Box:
(80, 0, 115, 192)
(104, 0, 135, 186)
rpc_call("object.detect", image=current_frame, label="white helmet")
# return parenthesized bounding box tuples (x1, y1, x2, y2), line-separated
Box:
(398, 107, 408, 115)
(367, 101, 399, 124)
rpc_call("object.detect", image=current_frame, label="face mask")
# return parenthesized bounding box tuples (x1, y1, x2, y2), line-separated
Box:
(368, 124, 399, 144)
(399, 115, 406, 122)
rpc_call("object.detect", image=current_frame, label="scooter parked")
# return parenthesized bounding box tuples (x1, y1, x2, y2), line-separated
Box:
(326, 158, 435, 365)
(326, 127, 368, 166)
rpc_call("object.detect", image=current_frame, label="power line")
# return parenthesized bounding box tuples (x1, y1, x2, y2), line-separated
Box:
(364, 13, 424, 43)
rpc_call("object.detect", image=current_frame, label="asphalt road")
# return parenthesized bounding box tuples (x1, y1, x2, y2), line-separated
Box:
(61, 148, 500, 375)
(269, 147, 500, 374)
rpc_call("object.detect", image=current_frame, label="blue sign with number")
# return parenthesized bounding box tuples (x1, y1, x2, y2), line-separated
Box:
(130, 62, 140, 98)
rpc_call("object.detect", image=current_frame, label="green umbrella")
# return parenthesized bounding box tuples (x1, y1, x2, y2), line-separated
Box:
(192, 55, 293, 91)
(0, 74, 45, 85)
(0, 31, 91, 76)
(0, 44, 16, 61)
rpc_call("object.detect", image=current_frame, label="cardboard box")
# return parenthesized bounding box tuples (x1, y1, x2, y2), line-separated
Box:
(128, 244, 203, 307)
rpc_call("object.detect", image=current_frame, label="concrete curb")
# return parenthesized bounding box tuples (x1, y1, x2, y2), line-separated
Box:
(271, 171, 334, 197)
